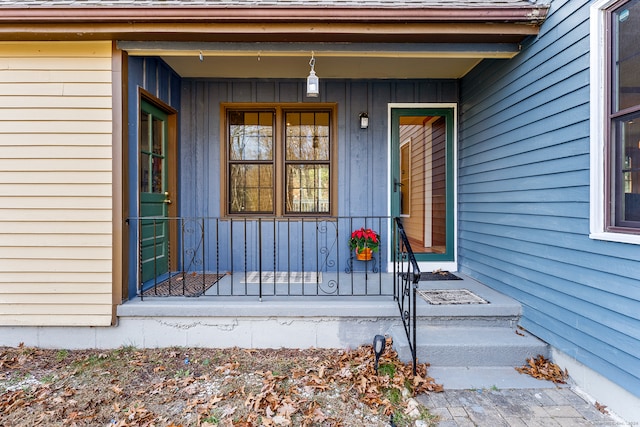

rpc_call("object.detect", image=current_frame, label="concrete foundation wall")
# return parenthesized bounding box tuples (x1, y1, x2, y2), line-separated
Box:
(552, 348, 640, 426)
(0, 316, 401, 350)
(0, 298, 404, 351)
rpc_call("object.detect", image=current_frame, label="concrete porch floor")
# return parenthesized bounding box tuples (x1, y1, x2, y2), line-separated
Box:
(125, 271, 520, 325)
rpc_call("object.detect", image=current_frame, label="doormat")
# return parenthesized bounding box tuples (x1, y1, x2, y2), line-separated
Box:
(420, 271, 462, 281)
(142, 273, 225, 297)
(242, 271, 322, 284)
(417, 289, 489, 305)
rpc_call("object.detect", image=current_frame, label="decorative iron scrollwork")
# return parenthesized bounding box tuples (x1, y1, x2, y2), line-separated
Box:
(319, 279, 338, 295)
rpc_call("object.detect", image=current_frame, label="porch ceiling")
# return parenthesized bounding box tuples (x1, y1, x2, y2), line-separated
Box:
(120, 41, 521, 79)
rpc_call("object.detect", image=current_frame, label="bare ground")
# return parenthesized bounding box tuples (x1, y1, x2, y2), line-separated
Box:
(0, 339, 442, 427)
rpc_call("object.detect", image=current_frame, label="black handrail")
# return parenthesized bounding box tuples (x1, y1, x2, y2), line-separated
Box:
(394, 217, 421, 375)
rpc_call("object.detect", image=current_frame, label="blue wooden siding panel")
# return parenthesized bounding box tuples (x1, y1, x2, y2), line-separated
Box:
(174, 78, 456, 274)
(459, 0, 640, 397)
(126, 56, 181, 298)
(179, 78, 457, 220)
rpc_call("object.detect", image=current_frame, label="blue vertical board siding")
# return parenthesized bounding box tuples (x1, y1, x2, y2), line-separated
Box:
(126, 73, 456, 292)
(179, 78, 457, 221)
(173, 78, 456, 274)
(459, 0, 640, 396)
(126, 57, 181, 298)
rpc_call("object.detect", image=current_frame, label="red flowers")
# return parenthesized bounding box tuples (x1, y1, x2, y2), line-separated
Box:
(349, 227, 380, 254)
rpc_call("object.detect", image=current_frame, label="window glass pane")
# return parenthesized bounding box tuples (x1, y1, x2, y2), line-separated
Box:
(229, 111, 273, 160)
(286, 164, 329, 213)
(152, 116, 163, 155)
(400, 141, 411, 215)
(613, 115, 640, 225)
(229, 164, 274, 213)
(141, 112, 150, 152)
(140, 153, 150, 193)
(286, 111, 330, 161)
(613, 0, 640, 112)
(152, 156, 163, 193)
(398, 115, 448, 253)
(227, 107, 332, 216)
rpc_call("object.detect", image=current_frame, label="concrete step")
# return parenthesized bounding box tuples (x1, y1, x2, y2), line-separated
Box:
(412, 275, 523, 328)
(427, 366, 561, 390)
(393, 325, 549, 367)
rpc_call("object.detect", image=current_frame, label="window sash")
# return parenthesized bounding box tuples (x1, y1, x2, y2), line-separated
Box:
(607, 0, 640, 233)
(226, 106, 333, 216)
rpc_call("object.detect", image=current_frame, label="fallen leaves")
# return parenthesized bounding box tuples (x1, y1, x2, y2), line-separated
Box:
(595, 401, 609, 414)
(516, 354, 568, 383)
(1, 342, 441, 426)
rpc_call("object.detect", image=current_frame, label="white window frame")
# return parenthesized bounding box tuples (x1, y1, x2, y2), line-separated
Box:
(590, 0, 640, 244)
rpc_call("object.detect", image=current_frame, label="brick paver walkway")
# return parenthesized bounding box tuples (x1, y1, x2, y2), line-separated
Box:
(417, 388, 627, 426)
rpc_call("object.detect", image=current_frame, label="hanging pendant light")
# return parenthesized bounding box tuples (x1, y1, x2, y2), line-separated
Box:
(306, 51, 319, 98)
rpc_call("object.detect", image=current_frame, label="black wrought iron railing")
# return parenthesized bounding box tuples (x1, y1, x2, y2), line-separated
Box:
(393, 217, 421, 375)
(129, 216, 393, 300)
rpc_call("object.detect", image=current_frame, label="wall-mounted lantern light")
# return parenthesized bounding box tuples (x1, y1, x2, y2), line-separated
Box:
(306, 52, 319, 98)
(359, 112, 369, 129)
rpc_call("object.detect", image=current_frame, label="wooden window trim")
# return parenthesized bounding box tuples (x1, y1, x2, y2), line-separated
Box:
(221, 103, 338, 217)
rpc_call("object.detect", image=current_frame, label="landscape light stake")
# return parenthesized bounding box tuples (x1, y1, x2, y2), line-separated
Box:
(373, 334, 386, 374)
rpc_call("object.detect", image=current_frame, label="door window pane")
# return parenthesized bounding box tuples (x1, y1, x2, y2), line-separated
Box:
(398, 115, 447, 254)
(140, 109, 166, 194)
(152, 156, 163, 194)
(140, 153, 150, 193)
(400, 141, 411, 215)
(152, 117, 163, 155)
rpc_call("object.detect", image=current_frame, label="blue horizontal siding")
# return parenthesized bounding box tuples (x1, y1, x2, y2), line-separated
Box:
(462, 93, 590, 160)
(523, 311, 640, 396)
(461, 222, 640, 264)
(460, 154, 589, 185)
(461, 138, 589, 176)
(461, 233, 640, 299)
(460, 258, 640, 394)
(459, 0, 640, 398)
(460, 170, 590, 194)
(461, 186, 589, 203)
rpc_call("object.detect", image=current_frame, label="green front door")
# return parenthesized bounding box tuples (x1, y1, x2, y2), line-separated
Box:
(391, 107, 455, 263)
(140, 99, 170, 283)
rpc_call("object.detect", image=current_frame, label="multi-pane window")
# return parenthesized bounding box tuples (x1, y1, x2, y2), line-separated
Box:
(228, 111, 274, 213)
(285, 111, 330, 214)
(226, 107, 333, 216)
(609, 0, 640, 231)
